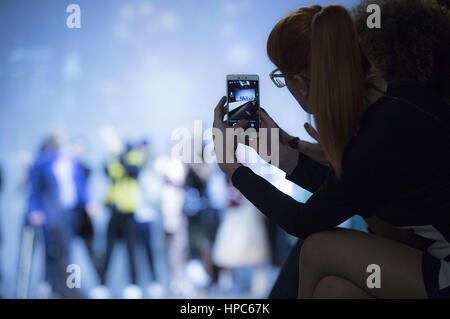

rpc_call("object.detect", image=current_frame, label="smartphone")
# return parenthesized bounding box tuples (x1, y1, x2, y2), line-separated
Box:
(226, 74, 260, 131)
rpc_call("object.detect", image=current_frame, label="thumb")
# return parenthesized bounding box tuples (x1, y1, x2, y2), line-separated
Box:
(304, 123, 320, 141)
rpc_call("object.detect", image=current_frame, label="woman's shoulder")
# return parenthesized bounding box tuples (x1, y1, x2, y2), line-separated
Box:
(362, 79, 449, 130)
(357, 96, 404, 143)
(347, 80, 450, 170)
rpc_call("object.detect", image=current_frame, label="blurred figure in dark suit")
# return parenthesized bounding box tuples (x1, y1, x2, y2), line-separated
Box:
(26, 132, 90, 298)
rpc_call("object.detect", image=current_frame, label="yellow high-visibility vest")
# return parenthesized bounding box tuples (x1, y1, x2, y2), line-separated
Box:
(105, 155, 141, 214)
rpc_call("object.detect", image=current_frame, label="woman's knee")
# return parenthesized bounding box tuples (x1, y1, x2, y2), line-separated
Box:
(300, 230, 338, 268)
(311, 276, 344, 299)
(311, 275, 372, 299)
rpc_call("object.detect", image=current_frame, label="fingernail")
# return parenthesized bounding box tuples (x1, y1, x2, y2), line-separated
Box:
(288, 137, 299, 148)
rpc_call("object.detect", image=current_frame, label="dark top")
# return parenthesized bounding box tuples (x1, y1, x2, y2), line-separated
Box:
(231, 80, 450, 264)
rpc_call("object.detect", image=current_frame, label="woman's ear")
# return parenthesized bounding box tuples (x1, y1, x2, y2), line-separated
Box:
(292, 74, 309, 97)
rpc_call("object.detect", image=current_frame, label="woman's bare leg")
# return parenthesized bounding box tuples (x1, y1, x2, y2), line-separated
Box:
(299, 228, 428, 299)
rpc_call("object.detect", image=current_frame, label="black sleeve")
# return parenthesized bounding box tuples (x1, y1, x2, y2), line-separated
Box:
(285, 152, 329, 193)
(231, 166, 360, 238)
(230, 104, 391, 238)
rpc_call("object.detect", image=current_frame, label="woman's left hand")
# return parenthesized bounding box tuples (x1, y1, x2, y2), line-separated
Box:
(213, 96, 243, 177)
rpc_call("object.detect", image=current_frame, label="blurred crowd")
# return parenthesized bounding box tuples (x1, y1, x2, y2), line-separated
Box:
(1, 129, 294, 299)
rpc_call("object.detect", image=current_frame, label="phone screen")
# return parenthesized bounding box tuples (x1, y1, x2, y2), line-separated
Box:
(227, 79, 259, 129)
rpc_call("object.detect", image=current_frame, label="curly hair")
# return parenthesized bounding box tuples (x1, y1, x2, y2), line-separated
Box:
(353, 0, 450, 97)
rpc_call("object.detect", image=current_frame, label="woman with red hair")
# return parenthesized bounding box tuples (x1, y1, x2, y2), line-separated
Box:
(213, 4, 450, 298)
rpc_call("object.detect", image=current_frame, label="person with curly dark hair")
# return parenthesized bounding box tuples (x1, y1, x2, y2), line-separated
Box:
(354, 0, 450, 103)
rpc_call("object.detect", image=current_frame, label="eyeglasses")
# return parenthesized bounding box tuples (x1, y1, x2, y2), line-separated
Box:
(270, 68, 290, 88)
(269, 68, 310, 88)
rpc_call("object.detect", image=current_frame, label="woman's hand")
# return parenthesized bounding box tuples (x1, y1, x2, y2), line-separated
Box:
(364, 217, 429, 251)
(298, 122, 329, 166)
(213, 96, 242, 177)
(245, 108, 329, 174)
(247, 108, 299, 174)
(212, 97, 329, 177)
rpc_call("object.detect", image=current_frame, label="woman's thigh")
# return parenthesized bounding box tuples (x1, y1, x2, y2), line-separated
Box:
(299, 228, 428, 299)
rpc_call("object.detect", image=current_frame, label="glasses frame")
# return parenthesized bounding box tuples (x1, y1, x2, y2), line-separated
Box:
(269, 68, 309, 88)
(269, 68, 293, 88)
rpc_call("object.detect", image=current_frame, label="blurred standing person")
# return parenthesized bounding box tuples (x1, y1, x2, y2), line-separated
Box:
(69, 138, 100, 276)
(203, 165, 229, 293)
(26, 132, 90, 298)
(155, 154, 187, 296)
(212, 180, 270, 296)
(135, 140, 166, 298)
(183, 161, 224, 293)
(98, 141, 146, 298)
